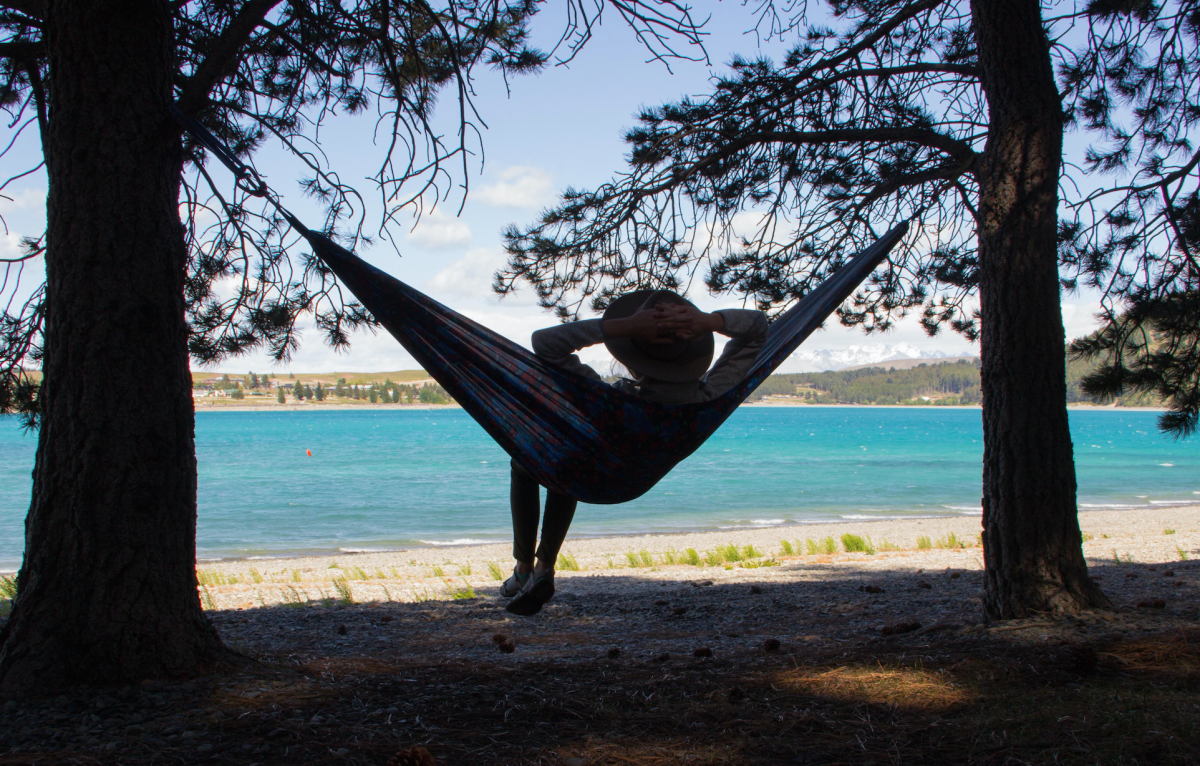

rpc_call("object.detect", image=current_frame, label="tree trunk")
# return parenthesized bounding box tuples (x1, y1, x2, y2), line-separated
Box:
(0, 0, 228, 696)
(971, 0, 1109, 618)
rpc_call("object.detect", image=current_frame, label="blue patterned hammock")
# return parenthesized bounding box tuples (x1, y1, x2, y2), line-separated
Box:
(285, 214, 907, 504)
(172, 102, 907, 503)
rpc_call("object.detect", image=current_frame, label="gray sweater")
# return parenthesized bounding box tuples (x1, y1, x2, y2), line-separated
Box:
(531, 309, 769, 405)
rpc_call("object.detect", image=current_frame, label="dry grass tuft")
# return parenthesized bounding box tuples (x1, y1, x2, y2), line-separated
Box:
(777, 663, 972, 711)
(386, 745, 438, 766)
(303, 657, 403, 677)
(565, 739, 742, 766)
(1099, 629, 1200, 673)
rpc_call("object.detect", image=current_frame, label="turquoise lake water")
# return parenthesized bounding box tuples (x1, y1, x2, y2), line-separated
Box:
(1, 407, 1197, 568)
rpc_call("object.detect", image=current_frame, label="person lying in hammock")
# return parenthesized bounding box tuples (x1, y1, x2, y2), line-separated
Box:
(502, 290, 768, 615)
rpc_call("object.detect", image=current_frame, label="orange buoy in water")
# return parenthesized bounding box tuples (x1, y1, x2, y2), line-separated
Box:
(306, 449, 312, 456)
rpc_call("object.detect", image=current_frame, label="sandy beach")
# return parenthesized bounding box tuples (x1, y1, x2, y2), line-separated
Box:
(196, 506, 1199, 636)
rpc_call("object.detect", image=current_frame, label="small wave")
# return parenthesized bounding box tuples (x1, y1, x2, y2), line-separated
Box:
(1079, 503, 1138, 509)
(417, 538, 491, 547)
(751, 518, 787, 525)
(1149, 500, 1194, 506)
(337, 547, 392, 553)
(942, 505, 982, 512)
(839, 513, 943, 520)
(1159, 463, 1175, 467)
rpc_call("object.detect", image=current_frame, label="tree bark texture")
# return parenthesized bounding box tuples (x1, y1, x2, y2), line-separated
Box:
(0, 0, 226, 695)
(971, 0, 1109, 618)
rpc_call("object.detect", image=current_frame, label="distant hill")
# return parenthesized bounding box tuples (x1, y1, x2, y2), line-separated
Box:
(841, 355, 978, 372)
(754, 359, 983, 405)
(753, 356, 1161, 407)
(786, 343, 960, 372)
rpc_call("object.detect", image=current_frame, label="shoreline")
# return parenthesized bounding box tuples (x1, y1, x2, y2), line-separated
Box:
(740, 401, 1168, 411)
(184, 502, 1200, 566)
(189, 401, 1168, 412)
(193, 402, 461, 412)
(173, 506, 1199, 613)
(3, 504, 1193, 574)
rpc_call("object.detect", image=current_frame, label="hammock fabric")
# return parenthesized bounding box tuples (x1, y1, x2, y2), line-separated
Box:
(172, 101, 907, 503)
(286, 214, 907, 504)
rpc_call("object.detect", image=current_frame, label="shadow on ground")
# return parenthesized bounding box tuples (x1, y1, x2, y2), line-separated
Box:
(1, 561, 1198, 765)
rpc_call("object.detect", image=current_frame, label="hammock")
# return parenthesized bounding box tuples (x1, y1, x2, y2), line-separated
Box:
(172, 105, 908, 503)
(287, 215, 907, 503)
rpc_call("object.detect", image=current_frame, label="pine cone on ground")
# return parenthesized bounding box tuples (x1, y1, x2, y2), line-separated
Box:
(387, 745, 437, 766)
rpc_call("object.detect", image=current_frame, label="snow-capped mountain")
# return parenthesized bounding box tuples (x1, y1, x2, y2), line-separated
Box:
(784, 343, 957, 372)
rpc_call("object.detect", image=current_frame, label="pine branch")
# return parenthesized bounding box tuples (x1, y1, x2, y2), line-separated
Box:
(0, 0, 42, 21)
(259, 20, 348, 78)
(859, 161, 975, 207)
(741, 128, 978, 163)
(176, 0, 285, 115)
(784, 0, 947, 86)
(634, 127, 978, 198)
(842, 63, 979, 78)
(0, 40, 43, 60)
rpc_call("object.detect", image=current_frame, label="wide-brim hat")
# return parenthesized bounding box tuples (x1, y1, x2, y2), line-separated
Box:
(603, 289, 714, 383)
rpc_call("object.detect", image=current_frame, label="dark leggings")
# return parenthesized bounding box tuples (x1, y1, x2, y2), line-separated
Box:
(510, 460, 578, 565)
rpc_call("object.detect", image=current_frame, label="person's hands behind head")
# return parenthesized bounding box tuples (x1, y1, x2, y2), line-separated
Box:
(604, 307, 673, 344)
(652, 302, 723, 339)
(603, 302, 723, 343)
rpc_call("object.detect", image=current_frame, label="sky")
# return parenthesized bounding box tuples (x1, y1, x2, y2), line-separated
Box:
(0, 1, 1106, 376)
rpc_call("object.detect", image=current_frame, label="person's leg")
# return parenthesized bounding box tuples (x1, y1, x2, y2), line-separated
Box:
(508, 489, 577, 616)
(501, 461, 540, 598)
(510, 460, 540, 571)
(533, 490, 578, 574)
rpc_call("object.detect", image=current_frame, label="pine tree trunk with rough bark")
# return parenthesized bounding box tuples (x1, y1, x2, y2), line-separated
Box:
(971, 0, 1110, 618)
(0, 0, 229, 696)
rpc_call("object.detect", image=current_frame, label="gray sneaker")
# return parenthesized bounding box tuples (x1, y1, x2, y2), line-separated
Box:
(499, 566, 531, 598)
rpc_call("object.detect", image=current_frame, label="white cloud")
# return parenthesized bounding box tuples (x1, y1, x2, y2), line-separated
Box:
(0, 232, 31, 261)
(425, 246, 543, 310)
(426, 247, 506, 300)
(474, 166, 554, 209)
(456, 308, 547, 348)
(203, 316, 422, 375)
(0, 187, 46, 213)
(405, 209, 472, 250)
(1061, 299, 1103, 342)
(212, 299, 562, 375)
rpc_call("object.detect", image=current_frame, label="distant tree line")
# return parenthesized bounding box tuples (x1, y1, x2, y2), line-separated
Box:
(752, 357, 1160, 407)
(190, 373, 453, 405)
(323, 378, 452, 404)
(193, 372, 272, 391)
